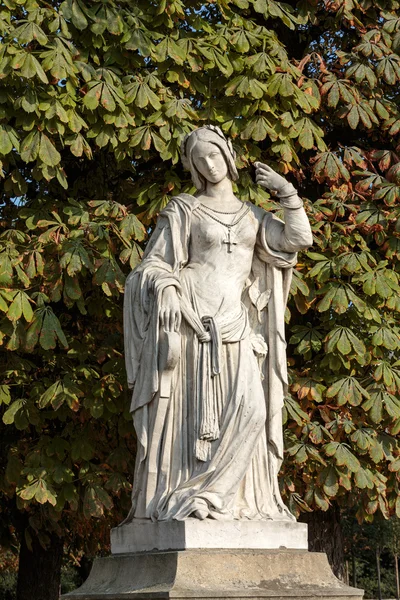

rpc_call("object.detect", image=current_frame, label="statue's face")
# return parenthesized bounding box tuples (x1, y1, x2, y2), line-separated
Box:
(191, 140, 228, 185)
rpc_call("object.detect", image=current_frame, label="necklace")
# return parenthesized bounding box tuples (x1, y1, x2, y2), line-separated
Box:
(197, 204, 250, 253)
(199, 202, 244, 215)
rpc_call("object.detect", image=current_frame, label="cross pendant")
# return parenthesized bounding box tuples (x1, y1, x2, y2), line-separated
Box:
(223, 227, 237, 253)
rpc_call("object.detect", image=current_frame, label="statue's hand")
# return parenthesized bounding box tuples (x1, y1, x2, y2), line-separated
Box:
(254, 162, 294, 196)
(160, 286, 181, 332)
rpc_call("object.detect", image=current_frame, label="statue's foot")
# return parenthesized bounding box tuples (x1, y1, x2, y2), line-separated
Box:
(193, 508, 208, 520)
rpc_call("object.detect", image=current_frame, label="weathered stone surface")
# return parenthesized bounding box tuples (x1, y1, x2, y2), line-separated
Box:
(111, 519, 308, 554)
(123, 125, 314, 523)
(64, 549, 363, 600)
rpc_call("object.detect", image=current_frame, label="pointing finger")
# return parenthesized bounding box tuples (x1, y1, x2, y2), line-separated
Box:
(160, 309, 166, 329)
(256, 175, 270, 184)
(175, 310, 181, 332)
(168, 310, 174, 333)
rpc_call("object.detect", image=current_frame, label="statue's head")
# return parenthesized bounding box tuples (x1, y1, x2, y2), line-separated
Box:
(181, 125, 238, 190)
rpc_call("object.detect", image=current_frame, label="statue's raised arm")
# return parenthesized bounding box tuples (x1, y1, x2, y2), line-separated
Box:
(123, 126, 313, 523)
(255, 161, 313, 254)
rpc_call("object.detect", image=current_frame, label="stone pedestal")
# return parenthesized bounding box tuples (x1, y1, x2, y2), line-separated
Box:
(64, 548, 363, 600)
(111, 519, 308, 553)
(64, 521, 364, 600)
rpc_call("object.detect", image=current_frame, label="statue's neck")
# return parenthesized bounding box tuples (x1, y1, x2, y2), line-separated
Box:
(196, 178, 242, 210)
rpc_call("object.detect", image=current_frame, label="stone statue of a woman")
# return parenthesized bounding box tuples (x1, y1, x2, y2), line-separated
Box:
(123, 125, 313, 522)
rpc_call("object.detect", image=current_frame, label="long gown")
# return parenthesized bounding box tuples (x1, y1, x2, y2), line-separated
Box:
(123, 193, 311, 521)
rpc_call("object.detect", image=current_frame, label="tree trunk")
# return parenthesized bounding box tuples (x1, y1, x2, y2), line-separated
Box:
(17, 529, 64, 600)
(395, 553, 399, 600)
(299, 505, 345, 580)
(352, 549, 357, 588)
(376, 547, 382, 600)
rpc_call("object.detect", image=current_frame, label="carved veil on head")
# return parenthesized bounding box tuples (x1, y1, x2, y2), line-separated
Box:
(180, 125, 239, 190)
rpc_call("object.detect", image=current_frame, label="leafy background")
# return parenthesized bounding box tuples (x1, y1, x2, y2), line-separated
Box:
(1, 0, 400, 594)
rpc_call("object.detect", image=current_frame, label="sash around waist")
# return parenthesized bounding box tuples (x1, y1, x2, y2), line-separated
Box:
(179, 295, 250, 346)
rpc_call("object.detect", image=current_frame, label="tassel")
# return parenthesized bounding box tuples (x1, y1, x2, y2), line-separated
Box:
(195, 439, 212, 462)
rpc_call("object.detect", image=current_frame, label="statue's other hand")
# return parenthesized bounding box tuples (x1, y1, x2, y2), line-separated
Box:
(160, 286, 181, 332)
(254, 162, 290, 195)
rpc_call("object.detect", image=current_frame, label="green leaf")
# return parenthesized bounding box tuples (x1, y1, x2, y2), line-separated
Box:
(3, 399, 25, 425)
(60, 240, 93, 275)
(351, 428, 374, 451)
(0, 126, 13, 155)
(15, 21, 48, 45)
(0, 385, 11, 406)
(93, 258, 125, 294)
(39, 377, 81, 411)
(25, 309, 44, 352)
(83, 484, 113, 518)
(371, 326, 400, 350)
(100, 83, 116, 112)
(39, 380, 62, 408)
(241, 115, 275, 142)
(71, 437, 94, 461)
(71, 0, 88, 30)
(125, 80, 161, 110)
(40, 309, 68, 350)
(20, 130, 40, 163)
(354, 468, 374, 490)
(125, 30, 153, 56)
(20, 54, 49, 84)
(361, 387, 400, 423)
(324, 442, 360, 472)
(318, 466, 339, 497)
(83, 83, 102, 110)
(19, 480, 57, 506)
(39, 134, 61, 167)
(326, 376, 369, 407)
(325, 327, 366, 357)
(317, 283, 350, 314)
(119, 214, 146, 242)
(7, 291, 33, 323)
(284, 395, 310, 426)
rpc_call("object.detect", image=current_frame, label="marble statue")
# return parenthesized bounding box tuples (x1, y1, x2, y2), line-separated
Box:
(123, 125, 313, 523)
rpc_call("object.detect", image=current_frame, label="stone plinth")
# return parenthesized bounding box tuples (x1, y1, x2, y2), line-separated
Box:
(111, 519, 308, 554)
(64, 548, 363, 600)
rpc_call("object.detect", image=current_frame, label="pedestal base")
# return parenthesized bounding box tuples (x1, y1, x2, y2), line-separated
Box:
(64, 549, 363, 600)
(111, 519, 308, 553)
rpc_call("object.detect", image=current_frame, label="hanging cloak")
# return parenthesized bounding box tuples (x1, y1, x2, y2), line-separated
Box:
(123, 193, 298, 521)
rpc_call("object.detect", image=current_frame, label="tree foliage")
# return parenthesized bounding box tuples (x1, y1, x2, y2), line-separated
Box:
(0, 0, 400, 562)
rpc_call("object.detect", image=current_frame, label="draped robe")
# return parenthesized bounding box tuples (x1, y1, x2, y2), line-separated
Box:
(124, 193, 301, 521)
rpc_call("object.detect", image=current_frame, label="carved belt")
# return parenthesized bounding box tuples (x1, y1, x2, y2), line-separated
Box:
(180, 298, 249, 462)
